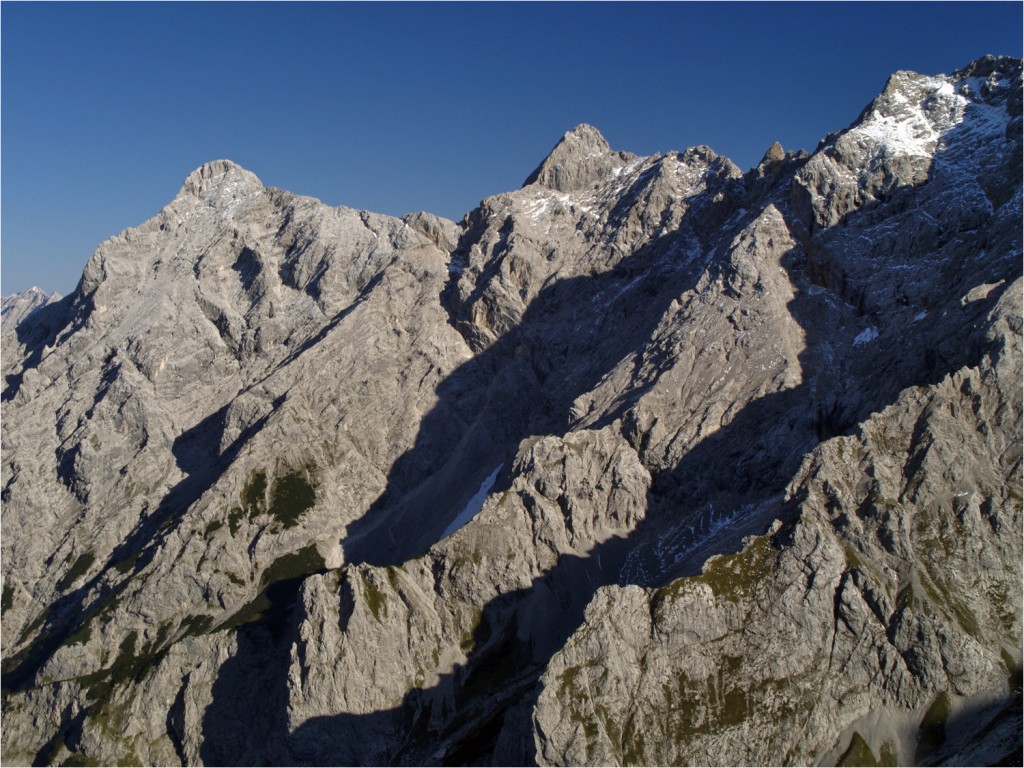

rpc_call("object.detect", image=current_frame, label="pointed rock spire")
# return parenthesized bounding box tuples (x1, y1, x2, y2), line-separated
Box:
(523, 124, 636, 192)
(761, 141, 786, 165)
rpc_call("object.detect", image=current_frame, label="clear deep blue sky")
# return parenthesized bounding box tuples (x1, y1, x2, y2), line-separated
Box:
(2, 1, 1021, 295)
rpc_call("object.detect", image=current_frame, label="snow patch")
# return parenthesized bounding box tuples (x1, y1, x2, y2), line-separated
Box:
(853, 76, 969, 158)
(853, 326, 879, 346)
(441, 465, 503, 538)
(618, 496, 782, 585)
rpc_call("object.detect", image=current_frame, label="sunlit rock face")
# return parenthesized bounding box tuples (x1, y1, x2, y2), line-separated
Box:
(2, 56, 1021, 767)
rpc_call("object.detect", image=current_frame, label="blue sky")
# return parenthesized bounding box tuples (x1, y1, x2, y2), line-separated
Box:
(2, 1, 1021, 295)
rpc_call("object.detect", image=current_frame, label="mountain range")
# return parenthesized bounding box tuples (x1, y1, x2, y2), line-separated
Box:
(1, 55, 1021, 766)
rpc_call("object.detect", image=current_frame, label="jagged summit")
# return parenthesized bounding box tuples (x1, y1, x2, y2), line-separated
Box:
(523, 123, 637, 192)
(0, 286, 61, 337)
(761, 140, 786, 165)
(953, 53, 1023, 80)
(178, 158, 263, 202)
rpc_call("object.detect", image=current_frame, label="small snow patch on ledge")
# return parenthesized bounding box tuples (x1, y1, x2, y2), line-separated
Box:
(853, 326, 879, 346)
(442, 465, 503, 539)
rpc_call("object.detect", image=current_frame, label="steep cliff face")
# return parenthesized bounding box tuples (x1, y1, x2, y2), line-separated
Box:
(2, 56, 1020, 766)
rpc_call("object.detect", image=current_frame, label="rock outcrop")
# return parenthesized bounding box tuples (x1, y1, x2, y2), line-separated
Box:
(2, 56, 1021, 766)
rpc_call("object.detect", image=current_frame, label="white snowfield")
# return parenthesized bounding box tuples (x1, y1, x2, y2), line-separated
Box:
(441, 464, 503, 538)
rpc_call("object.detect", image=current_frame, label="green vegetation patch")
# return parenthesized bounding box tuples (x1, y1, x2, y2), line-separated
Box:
(653, 536, 778, 612)
(259, 545, 326, 589)
(57, 552, 96, 592)
(842, 544, 863, 570)
(558, 666, 600, 741)
(106, 631, 140, 689)
(78, 621, 176, 711)
(594, 702, 622, 750)
(878, 741, 899, 766)
(838, 732, 887, 766)
(220, 592, 273, 631)
(837, 732, 898, 766)
(268, 470, 316, 529)
(458, 604, 483, 652)
(895, 583, 915, 612)
(1001, 649, 1023, 695)
(694, 536, 776, 603)
(1, 584, 14, 613)
(221, 545, 326, 631)
(719, 686, 750, 727)
(227, 506, 245, 536)
(913, 556, 983, 639)
(621, 722, 647, 766)
(236, 466, 317, 531)
(241, 470, 268, 515)
(360, 572, 388, 624)
(179, 614, 214, 638)
(79, 630, 141, 702)
(61, 753, 104, 767)
(64, 621, 93, 647)
(988, 584, 1019, 636)
(1008, 483, 1023, 505)
(112, 552, 140, 575)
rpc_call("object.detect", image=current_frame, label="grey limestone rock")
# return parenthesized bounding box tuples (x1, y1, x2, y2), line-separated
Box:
(523, 123, 639, 193)
(534, 281, 1022, 766)
(2, 57, 1021, 766)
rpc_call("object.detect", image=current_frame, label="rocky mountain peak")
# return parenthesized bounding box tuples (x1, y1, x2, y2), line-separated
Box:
(0, 286, 62, 337)
(955, 53, 1024, 80)
(558, 122, 611, 152)
(761, 140, 786, 164)
(523, 122, 637, 192)
(177, 159, 263, 203)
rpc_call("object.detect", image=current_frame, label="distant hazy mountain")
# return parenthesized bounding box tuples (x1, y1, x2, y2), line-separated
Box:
(2, 55, 1020, 766)
(1, 286, 61, 337)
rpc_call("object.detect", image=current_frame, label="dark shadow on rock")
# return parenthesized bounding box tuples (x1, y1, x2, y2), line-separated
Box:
(263, 269, 387, 378)
(208, 198, 1015, 766)
(195, 197, 724, 762)
(276, 159, 1017, 763)
(916, 687, 1024, 767)
(232, 246, 262, 295)
(0, 394, 284, 696)
(198, 620, 293, 766)
(284, 545, 628, 767)
(30, 706, 86, 767)
(2, 293, 81, 402)
(343, 214, 721, 567)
